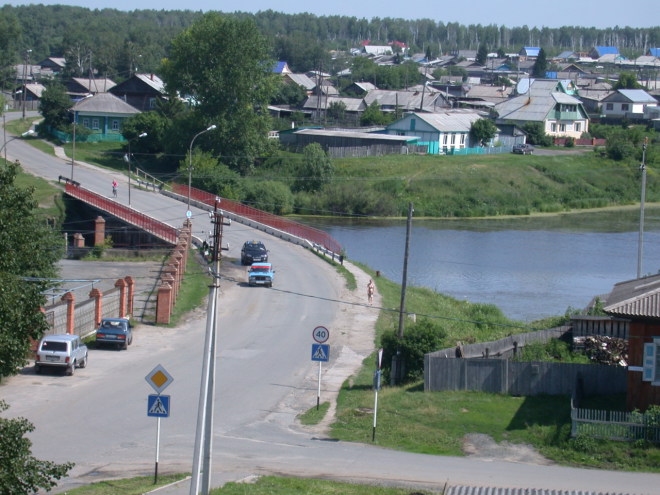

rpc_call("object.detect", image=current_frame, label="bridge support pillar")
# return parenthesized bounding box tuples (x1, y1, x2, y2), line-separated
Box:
(94, 216, 106, 246)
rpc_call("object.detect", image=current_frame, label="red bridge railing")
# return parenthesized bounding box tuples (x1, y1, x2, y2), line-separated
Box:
(172, 183, 342, 254)
(65, 183, 179, 245)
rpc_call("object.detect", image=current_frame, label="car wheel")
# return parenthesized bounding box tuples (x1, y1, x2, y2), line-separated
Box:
(80, 353, 87, 368)
(67, 362, 75, 376)
(35, 364, 41, 374)
(122, 340, 128, 350)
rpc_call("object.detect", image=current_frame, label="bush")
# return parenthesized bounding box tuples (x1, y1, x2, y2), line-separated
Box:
(380, 319, 447, 384)
(242, 180, 294, 215)
(565, 137, 575, 148)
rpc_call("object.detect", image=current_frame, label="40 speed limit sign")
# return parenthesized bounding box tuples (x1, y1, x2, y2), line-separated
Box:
(312, 326, 329, 344)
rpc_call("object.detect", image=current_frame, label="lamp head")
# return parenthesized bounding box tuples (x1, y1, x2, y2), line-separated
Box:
(207, 124, 217, 131)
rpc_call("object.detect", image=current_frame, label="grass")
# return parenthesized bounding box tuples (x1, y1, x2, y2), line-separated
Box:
(211, 475, 434, 494)
(327, 265, 660, 472)
(61, 473, 189, 494)
(299, 401, 330, 425)
(166, 250, 213, 327)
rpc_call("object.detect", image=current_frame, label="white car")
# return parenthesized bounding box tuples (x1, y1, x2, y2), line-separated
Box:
(34, 334, 88, 376)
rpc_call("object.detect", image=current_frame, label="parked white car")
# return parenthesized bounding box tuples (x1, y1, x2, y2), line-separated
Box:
(34, 334, 88, 376)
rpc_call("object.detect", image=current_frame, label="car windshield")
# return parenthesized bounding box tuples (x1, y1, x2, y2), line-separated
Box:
(251, 266, 269, 272)
(41, 341, 67, 351)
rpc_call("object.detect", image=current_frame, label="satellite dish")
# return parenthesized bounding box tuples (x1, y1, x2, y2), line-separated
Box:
(517, 78, 530, 95)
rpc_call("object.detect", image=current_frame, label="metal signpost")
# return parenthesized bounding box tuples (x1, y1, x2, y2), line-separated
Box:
(373, 348, 383, 441)
(312, 326, 330, 410)
(145, 364, 174, 484)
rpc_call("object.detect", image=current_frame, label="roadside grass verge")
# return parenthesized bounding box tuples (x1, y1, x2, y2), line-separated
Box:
(166, 252, 212, 326)
(298, 401, 330, 425)
(14, 165, 65, 220)
(211, 475, 434, 494)
(62, 473, 188, 494)
(329, 264, 660, 472)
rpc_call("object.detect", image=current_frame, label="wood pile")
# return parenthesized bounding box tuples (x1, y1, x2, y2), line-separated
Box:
(574, 336, 628, 366)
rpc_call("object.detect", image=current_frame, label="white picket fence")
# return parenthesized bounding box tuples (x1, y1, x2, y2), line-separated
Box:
(571, 404, 660, 442)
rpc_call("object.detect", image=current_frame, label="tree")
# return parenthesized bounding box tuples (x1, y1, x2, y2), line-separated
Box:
(522, 121, 552, 146)
(0, 11, 21, 90)
(294, 143, 334, 193)
(532, 48, 548, 78)
(0, 400, 73, 493)
(360, 102, 393, 126)
(613, 72, 642, 90)
(38, 82, 71, 131)
(160, 13, 277, 174)
(327, 101, 346, 122)
(476, 44, 488, 66)
(470, 118, 497, 146)
(0, 161, 63, 378)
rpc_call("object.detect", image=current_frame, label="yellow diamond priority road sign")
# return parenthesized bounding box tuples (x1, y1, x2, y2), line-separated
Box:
(145, 364, 174, 394)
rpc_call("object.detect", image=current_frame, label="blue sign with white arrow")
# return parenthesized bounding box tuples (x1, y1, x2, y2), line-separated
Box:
(147, 394, 170, 418)
(311, 344, 330, 362)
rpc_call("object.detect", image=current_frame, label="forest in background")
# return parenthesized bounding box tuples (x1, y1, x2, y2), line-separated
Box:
(1, 4, 659, 87)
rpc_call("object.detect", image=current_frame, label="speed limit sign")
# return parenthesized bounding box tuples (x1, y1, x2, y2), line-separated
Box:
(312, 326, 329, 344)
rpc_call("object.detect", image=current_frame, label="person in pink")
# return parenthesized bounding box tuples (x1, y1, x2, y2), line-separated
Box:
(112, 180, 118, 197)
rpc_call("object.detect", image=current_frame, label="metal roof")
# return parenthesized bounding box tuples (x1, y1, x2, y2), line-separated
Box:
(72, 92, 140, 115)
(295, 128, 416, 143)
(394, 111, 485, 133)
(617, 89, 657, 103)
(603, 273, 660, 319)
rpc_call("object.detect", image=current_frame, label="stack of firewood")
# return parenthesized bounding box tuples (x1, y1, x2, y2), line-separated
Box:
(581, 336, 628, 366)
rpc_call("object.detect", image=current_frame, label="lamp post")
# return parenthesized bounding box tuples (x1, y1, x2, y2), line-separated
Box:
(127, 132, 148, 206)
(70, 120, 76, 180)
(1, 129, 35, 159)
(21, 49, 32, 119)
(187, 124, 216, 212)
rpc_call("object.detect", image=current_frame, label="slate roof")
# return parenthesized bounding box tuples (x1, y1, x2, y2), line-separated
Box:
(285, 73, 316, 91)
(295, 128, 415, 142)
(72, 92, 140, 115)
(603, 273, 660, 319)
(302, 96, 366, 112)
(364, 88, 443, 112)
(134, 73, 165, 93)
(616, 89, 657, 103)
(495, 79, 584, 123)
(24, 83, 46, 98)
(71, 77, 116, 93)
(395, 111, 486, 133)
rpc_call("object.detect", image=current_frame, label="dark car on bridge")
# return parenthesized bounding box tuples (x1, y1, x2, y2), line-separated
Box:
(241, 240, 269, 265)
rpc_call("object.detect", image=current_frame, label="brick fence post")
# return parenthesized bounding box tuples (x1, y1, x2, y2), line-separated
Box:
(115, 278, 127, 318)
(73, 233, 85, 247)
(94, 216, 106, 246)
(89, 288, 103, 327)
(124, 276, 135, 317)
(156, 282, 172, 324)
(61, 292, 75, 334)
(163, 265, 178, 302)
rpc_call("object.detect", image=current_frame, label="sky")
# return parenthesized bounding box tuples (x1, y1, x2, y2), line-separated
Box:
(4, 0, 659, 29)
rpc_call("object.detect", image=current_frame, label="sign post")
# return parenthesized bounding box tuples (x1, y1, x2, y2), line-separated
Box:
(373, 348, 383, 441)
(311, 327, 330, 410)
(145, 365, 174, 484)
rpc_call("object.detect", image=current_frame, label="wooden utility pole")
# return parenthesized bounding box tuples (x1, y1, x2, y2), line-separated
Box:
(637, 137, 649, 279)
(397, 202, 414, 338)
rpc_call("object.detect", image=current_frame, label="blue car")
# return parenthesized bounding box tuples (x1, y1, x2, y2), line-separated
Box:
(96, 318, 133, 350)
(248, 262, 275, 287)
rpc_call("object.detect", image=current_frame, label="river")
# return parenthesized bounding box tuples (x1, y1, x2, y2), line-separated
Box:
(301, 206, 660, 323)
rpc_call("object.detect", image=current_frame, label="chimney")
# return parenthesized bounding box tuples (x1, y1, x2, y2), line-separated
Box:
(150, 73, 154, 81)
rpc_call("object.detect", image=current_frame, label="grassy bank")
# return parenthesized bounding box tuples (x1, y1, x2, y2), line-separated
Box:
(325, 265, 660, 472)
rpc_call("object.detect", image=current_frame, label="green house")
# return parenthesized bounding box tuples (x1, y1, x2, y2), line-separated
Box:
(71, 92, 140, 142)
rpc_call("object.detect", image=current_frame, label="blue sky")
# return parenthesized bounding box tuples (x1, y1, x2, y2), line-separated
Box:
(5, 0, 659, 29)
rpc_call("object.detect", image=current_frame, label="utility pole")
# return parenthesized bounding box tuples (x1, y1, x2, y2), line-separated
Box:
(398, 202, 414, 338)
(190, 198, 223, 495)
(637, 137, 648, 279)
(21, 49, 32, 119)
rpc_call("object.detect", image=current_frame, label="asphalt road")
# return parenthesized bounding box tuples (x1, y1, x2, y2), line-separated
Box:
(2, 114, 660, 495)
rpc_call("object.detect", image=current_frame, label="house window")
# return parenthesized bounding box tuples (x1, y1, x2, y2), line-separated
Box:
(642, 339, 660, 385)
(460, 134, 466, 145)
(559, 124, 566, 132)
(82, 118, 90, 128)
(92, 118, 100, 130)
(111, 120, 119, 131)
(443, 134, 448, 145)
(622, 104, 629, 111)
(450, 134, 456, 145)
(551, 123, 557, 132)
(575, 123, 581, 133)
(149, 97, 157, 109)
(410, 119, 416, 131)
(606, 103, 613, 110)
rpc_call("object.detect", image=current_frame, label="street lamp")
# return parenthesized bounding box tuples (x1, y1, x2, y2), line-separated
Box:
(1, 129, 35, 160)
(187, 124, 216, 212)
(127, 132, 147, 206)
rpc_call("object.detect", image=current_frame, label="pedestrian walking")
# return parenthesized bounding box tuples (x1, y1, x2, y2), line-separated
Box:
(367, 278, 375, 305)
(112, 179, 118, 198)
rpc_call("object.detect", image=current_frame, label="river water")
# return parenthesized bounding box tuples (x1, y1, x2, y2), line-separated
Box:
(301, 207, 660, 323)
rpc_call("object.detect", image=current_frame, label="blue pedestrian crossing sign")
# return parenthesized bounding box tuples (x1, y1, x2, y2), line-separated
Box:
(147, 394, 170, 418)
(311, 344, 330, 362)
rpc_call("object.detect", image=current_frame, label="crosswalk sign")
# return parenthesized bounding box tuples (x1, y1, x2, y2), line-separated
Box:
(311, 344, 330, 362)
(147, 394, 170, 418)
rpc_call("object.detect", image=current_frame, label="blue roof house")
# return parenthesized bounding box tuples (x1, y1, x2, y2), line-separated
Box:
(590, 46, 619, 58)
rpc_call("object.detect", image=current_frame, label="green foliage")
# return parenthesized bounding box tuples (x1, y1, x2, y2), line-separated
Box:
(380, 319, 448, 383)
(522, 121, 552, 146)
(294, 143, 334, 193)
(0, 400, 74, 493)
(476, 44, 488, 65)
(160, 12, 276, 174)
(326, 101, 347, 122)
(243, 180, 294, 215)
(470, 118, 498, 146)
(120, 111, 168, 155)
(512, 338, 590, 363)
(613, 72, 642, 90)
(564, 136, 575, 148)
(37, 82, 71, 131)
(0, 161, 62, 377)
(182, 149, 243, 200)
(532, 48, 548, 78)
(271, 80, 308, 106)
(360, 102, 393, 126)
